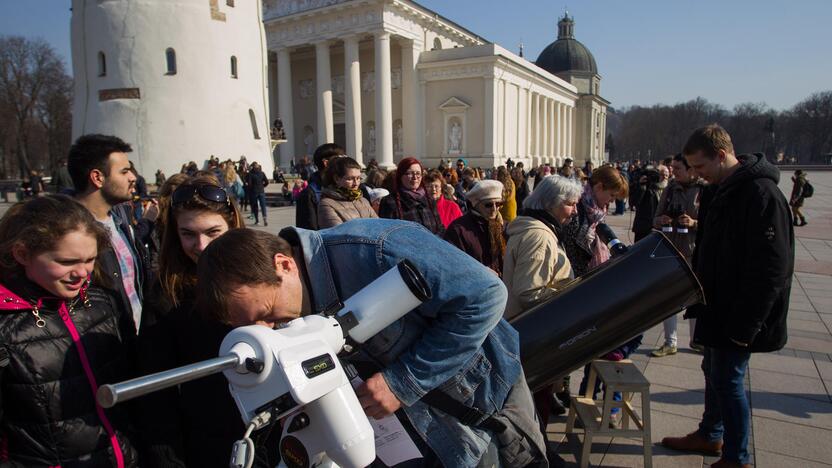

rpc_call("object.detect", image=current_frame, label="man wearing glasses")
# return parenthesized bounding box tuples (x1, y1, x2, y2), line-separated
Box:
(444, 180, 507, 277)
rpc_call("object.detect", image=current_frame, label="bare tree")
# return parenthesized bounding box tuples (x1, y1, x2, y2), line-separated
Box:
(0, 36, 64, 178)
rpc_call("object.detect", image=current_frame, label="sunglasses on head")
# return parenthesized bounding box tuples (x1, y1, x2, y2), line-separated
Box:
(172, 184, 230, 206)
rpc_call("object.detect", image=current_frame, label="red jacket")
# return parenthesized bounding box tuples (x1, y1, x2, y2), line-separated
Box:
(436, 196, 462, 228)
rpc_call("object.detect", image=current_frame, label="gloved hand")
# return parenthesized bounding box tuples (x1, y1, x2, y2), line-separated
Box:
(602, 350, 624, 361)
(610, 241, 628, 257)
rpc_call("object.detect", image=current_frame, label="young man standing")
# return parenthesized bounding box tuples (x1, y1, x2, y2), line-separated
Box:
(661, 125, 793, 468)
(68, 134, 157, 331)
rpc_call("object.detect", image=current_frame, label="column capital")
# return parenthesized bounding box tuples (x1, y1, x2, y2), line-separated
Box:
(314, 39, 333, 48)
(375, 30, 391, 40)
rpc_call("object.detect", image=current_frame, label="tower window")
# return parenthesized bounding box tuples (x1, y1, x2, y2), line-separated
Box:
(249, 109, 260, 139)
(231, 56, 238, 79)
(97, 52, 106, 77)
(165, 48, 177, 75)
(226, 0, 234, 6)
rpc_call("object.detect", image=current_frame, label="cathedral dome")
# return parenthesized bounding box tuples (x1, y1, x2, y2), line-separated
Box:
(535, 13, 597, 75)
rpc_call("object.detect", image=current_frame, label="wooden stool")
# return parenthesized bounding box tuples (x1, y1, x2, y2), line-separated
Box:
(565, 359, 652, 468)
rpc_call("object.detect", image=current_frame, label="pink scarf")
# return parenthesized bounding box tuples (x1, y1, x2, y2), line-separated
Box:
(580, 184, 611, 269)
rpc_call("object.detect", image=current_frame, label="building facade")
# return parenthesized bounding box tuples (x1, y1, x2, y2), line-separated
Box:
(71, 0, 275, 177)
(265, 0, 608, 169)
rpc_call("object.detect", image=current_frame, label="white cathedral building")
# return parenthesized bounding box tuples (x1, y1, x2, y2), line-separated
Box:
(71, 0, 608, 175)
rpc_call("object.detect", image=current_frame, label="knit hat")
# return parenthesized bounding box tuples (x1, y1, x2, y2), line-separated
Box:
(466, 180, 504, 206)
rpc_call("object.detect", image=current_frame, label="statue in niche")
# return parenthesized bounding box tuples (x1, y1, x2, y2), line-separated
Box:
(303, 126, 315, 155)
(299, 79, 313, 99)
(366, 123, 376, 155)
(361, 72, 375, 93)
(391, 69, 401, 89)
(448, 120, 463, 153)
(394, 121, 403, 153)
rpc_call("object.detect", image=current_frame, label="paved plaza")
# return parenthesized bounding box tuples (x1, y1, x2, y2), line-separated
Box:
(1, 169, 828, 466)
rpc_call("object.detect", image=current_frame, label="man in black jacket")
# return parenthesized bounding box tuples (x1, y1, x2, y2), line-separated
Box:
(246, 162, 270, 226)
(662, 125, 793, 468)
(295, 143, 345, 229)
(69, 134, 158, 332)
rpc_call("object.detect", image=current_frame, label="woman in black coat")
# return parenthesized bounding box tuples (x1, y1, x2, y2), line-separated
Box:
(378, 157, 444, 235)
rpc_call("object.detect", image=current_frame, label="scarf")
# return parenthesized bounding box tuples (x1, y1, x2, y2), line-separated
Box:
(336, 186, 363, 201)
(579, 184, 610, 269)
(402, 187, 427, 199)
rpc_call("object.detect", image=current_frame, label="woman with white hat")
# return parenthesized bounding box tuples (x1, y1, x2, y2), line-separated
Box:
(444, 179, 506, 276)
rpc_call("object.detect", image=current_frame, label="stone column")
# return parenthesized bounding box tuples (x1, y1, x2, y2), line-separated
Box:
(344, 35, 363, 164)
(549, 99, 556, 163)
(567, 106, 574, 158)
(401, 39, 421, 158)
(542, 97, 549, 165)
(374, 31, 394, 168)
(484, 75, 498, 158)
(531, 93, 539, 162)
(276, 48, 295, 170)
(315, 41, 334, 145)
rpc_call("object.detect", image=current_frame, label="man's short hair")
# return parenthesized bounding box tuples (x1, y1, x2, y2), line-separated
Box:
(197, 229, 293, 323)
(683, 124, 734, 159)
(68, 134, 132, 192)
(313, 143, 346, 170)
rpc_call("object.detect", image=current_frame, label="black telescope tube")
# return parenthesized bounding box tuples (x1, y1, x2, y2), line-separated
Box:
(510, 231, 704, 392)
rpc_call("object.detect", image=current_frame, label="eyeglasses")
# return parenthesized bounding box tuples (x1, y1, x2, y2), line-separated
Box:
(480, 201, 504, 208)
(172, 184, 230, 206)
(403, 171, 423, 178)
(340, 176, 362, 183)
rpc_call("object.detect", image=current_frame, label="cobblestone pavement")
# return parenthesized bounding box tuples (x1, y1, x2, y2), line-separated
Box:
(1, 170, 829, 466)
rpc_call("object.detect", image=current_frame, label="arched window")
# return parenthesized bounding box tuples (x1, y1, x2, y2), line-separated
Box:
(230, 56, 238, 79)
(165, 48, 177, 75)
(97, 51, 106, 77)
(249, 109, 260, 139)
(432, 37, 443, 50)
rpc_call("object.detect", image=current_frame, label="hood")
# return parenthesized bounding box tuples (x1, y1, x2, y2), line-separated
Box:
(718, 152, 780, 194)
(506, 215, 552, 238)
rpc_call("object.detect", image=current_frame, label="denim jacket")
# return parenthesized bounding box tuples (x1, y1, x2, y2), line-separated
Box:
(281, 219, 522, 467)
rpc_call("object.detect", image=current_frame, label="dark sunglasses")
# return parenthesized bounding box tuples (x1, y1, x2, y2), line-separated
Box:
(481, 201, 504, 208)
(172, 184, 230, 206)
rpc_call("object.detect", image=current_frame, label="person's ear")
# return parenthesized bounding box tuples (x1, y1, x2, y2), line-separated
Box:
(12, 243, 30, 267)
(89, 168, 106, 189)
(272, 253, 295, 275)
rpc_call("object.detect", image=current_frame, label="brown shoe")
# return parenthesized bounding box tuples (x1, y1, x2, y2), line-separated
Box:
(710, 458, 751, 468)
(661, 431, 723, 456)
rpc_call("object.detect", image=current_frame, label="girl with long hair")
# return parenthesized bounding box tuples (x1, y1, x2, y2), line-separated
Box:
(137, 176, 279, 466)
(378, 157, 445, 235)
(0, 195, 140, 467)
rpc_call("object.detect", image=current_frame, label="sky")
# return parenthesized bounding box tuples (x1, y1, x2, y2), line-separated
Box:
(2, 0, 830, 111)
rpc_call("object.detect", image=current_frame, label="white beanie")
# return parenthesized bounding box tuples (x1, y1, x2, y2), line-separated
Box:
(466, 180, 504, 206)
(367, 187, 389, 203)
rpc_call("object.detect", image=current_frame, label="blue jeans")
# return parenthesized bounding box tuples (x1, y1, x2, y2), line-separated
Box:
(250, 192, 267, 222)
(698, 347, 751, 465)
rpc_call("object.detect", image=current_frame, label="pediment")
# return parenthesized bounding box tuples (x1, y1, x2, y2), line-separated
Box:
(438, 97, 470, 111)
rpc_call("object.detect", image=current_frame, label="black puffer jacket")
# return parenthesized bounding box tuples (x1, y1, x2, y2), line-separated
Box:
(0, 277, 139, 467)
(691, 153, 794, 352)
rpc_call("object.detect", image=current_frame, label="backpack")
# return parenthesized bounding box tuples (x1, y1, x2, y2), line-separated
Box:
(803, 180, 814, 198)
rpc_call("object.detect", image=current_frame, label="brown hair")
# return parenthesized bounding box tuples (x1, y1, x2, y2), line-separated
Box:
(683, 124, 734, 159)
(495, 166, 514, 201)
(590, 165, 629, 198)
(159, 175, 244, 305)
(197, 229, 293, 323)
(0, 195, 110, 285)
(423, 169, 445, 186)
(322, 156, 361, 187)
(155, 172, 190, 239)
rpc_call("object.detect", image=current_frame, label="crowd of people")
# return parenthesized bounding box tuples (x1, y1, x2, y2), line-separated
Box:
(0, 124, 796, 468)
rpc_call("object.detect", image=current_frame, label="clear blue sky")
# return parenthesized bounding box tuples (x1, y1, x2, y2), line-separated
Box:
(2, 0, 830, 111)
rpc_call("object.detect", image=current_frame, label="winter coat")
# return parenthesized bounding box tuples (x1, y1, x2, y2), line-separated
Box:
(500, 179, 517, 223)
(444, 212, 504, 276)
(295, 173, 323, 230)
(503, 214, 574, 320)
(0, 278, 139, 467)
(378, 189, 445, 236)
(317, 188, 378, 228)
(435, 196, 463, 228)
(631, 183, 661, 241)
(559, 200, 609, 277)
(245, 169, 269, 195)
(690, 153, 794, 352)
(654, 179, 702, 259)
(790, 174, 807, 208)
(135, 285, 279, 468)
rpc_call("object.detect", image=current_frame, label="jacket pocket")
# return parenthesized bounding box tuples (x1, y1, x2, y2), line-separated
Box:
(438, 352, 492, 405)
